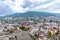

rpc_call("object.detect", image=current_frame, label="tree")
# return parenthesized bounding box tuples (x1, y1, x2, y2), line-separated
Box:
(48, 31, 53, 38)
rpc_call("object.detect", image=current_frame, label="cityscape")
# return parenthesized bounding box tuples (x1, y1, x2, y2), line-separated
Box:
(0, 0, 60, 40)
(0, 16, 60, 40)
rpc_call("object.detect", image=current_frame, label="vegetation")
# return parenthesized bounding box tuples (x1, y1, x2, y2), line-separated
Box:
(29, 34, 37, 40)
(47, 31, 60, 40)
(48, 31, 53, 38)
(53, 34, 60, 39)
(20, 26, 28, 31)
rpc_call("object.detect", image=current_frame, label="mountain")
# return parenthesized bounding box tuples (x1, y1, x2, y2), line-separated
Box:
(0, 11, 60, 18)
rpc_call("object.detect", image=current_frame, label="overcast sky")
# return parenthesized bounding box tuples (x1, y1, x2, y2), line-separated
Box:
(0, 0, 60, 16)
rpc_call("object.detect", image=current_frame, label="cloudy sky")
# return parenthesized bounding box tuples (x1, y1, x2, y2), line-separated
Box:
(0, 0, 60, 16)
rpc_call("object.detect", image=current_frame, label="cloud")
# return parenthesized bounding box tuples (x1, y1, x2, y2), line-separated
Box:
(28, 0, 60, 13)
(0, 0, 60, 16)
(25, 0, 53, 7)
(0, 0, 54, 12)
(46, 0, 60, 13)
(0, 0, 26, 12)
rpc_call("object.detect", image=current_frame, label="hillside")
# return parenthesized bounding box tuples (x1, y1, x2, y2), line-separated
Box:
(0, 11, 60, 18)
